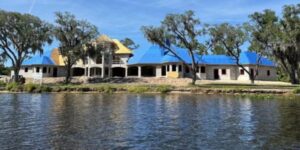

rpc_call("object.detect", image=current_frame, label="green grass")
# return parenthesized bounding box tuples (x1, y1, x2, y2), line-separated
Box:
(192, 83, 296, 90)
(293, 87, 300, 94)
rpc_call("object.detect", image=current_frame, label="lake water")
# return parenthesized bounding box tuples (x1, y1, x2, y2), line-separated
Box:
(0, 93, 299, 149)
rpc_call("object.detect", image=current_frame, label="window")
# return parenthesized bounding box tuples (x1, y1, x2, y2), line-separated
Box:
(25, 68, 28, 73)
(167, 65, 170, 71)
(240, 69, 244, 75)
(43, 67, 47, 73)
(96, 56, 102, 64)
(178, 65, 182, 72)
(48, 68, 51, 73)
(172, 65, 176, 71)
(222, 69, 226, 75)
(201, 66, 206, 73)
(196, 66, 200, 72)
(36, 67, 40, 73)
(267, 70, 270, 76)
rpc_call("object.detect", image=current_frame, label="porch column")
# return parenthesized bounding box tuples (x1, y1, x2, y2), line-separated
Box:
(101, 67, 104, 78)
(138, 66, 142, 78)
(125, 67, 128, 78)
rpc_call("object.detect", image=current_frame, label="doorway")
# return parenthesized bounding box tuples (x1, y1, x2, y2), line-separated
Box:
(214, 69, 219, 80)
(53, 67, 58, 77)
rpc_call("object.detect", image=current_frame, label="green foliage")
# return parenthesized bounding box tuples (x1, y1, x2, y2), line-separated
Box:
(0, 81, 6, 87)
(208, 23, 256, 83)
(24, 83, 38, 92)
(6, 82, 22, 92)
(0, 10, 52, 82)
(120, 38, 139, 50)
(127, 86, 150, 93)
(53, 12, 99, 84)
(249, 4, 300, 84)
(293, 87, 300, 94)
(141, 10, 207, 85)
(95, 85, 116, 93)
(155, 85, 172, 94)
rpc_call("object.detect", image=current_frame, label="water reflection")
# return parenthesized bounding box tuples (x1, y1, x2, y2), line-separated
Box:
(0, 93, 299, 149)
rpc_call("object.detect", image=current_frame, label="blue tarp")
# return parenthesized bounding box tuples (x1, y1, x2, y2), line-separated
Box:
(128, 45, 276, 67)
(22, 55, 55, 66)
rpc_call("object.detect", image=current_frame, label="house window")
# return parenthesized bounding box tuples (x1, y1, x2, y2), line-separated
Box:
(178, 65, 182, 72)
(196, 66, 200, 72)
(25, 68, 28, 73)
(172, 65, 176, 71)
(43, 67, 47, 73)
(201, 66, 206, 73)
(267, 70, 270, 76)
(96, 56, 102, 64)
(222, 69, 226, 75)
(48, 68, 51, 73)
(36, 67, 40, 73)
(240, 69, 244, 75)
(167, 65, 170, 71)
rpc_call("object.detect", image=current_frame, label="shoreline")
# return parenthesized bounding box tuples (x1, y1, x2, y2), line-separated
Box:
(0, 83, 298, 96)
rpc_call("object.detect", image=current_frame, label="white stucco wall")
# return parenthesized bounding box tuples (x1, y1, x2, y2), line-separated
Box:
(205, 65, 237, 80)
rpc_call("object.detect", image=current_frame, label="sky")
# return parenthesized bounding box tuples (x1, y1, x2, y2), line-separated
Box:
(0, 0, 299, 62)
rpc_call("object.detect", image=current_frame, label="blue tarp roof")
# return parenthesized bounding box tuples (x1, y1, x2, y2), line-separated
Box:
(22, 55, 55, 66)
(201, 55, 235, 65)
(239, 51, 275, 66)
(128, 46, 276, 67)
(128, 45, 165, 64)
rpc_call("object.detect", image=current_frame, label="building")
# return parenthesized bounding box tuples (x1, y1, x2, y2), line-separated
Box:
(14, 36, 277, 81)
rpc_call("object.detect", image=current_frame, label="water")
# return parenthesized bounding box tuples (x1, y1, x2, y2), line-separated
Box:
(0, 94, 299, 150)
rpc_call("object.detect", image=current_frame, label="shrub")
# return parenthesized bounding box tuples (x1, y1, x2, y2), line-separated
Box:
(96, 85, 115, 93)
(155, 85, 172, 93)
(6, 82, 21, 92)
(24, 83, 38, 92)
(293, 87, 300, 94)
(127, 86, 150, 93)
(0, 81, 6, 87)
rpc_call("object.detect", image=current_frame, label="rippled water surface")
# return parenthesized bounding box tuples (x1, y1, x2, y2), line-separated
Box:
(0, 94, 300, 149)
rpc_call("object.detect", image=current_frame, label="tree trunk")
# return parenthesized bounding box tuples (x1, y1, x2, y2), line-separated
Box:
(65, 65, 72, 84)
(289, 68, 299, 84)
(250, 75, 255, 84)
(191, 69, 197, 85)
(13, 68, 20, 83)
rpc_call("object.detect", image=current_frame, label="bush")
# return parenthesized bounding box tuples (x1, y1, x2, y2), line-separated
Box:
(293, 87, 300, 94)
(0, 81, 6, 87)
(127, 86, 150, 93)
(155, 85, 172, 93)
(96, 85, 115, 93)
(6, 82, 21, 92)
(24, 83, 38, 92)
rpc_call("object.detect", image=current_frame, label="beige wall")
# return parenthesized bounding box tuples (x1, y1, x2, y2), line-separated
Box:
(237, 66, 277, 81)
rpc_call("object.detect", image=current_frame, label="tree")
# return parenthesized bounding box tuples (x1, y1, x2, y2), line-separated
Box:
(0, 10, 52, 82)
(141, 10, 206, 85)
(53, 12, 98, 83)
(85, 37, 118, 77)
(208, 23, 257, 84)
(120, 38, 139, 50)
(249, 4, 300, 84)
(0, 54, 9, 75)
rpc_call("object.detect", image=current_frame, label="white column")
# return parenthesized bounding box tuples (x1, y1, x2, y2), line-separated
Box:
(125, 67, 128, 78)
(138, 66, 142, 78)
